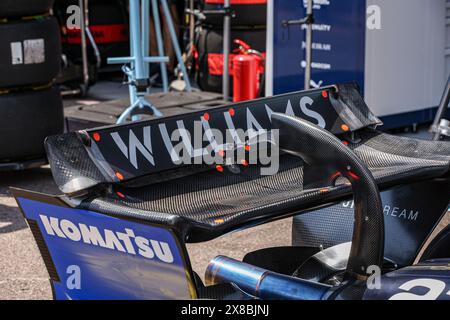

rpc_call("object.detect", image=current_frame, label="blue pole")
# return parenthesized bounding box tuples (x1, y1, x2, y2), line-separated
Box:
(130, 0, 145, 80)
(151, 0, 169, 92)
(142, 0, 150, 80)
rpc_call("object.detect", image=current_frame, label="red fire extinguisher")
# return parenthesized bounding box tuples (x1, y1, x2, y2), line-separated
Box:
(232, 39, 265, 103)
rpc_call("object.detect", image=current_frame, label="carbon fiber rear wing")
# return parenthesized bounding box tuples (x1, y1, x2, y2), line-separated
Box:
(46, 83, 381, 195)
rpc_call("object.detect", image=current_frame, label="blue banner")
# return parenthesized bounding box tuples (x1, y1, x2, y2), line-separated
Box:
(17, 198, 194, 300)
(273, 0, 366, 94)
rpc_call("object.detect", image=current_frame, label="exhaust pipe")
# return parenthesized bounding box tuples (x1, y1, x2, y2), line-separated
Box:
(205, 256, 331, 300)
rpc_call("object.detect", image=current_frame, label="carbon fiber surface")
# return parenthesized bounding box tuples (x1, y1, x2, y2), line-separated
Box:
(81, 154, 350, 241)
(45, 133, 107, 194)
(330, 83, 381, 131)
(292, 178, 450, 266)
(80, 129, 450, 241)
(96, 155, 305, 223)
(272, 113, 384, 277)
(292, 205, 354, 249)
(350, 129, 450, 183)
(46, 84, 380, 194)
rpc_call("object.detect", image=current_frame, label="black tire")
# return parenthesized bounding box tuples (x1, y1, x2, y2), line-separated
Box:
(0, 17, 61, 89)
(196, 27, 266, 93)
(0, 86, 64, 161)
(202, 0, 267, 27)
(0, 0, 54, 18)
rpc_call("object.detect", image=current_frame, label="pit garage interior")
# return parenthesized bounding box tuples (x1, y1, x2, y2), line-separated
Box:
(0, 0, 449, 301)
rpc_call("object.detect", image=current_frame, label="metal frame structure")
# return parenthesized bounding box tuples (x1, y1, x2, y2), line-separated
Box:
(431, 74, 450, 140)
(281, 0, 314, 90)
(222, 0, 231, 100)
(79, 0, 102, 86)
(108, 0, 192, 123)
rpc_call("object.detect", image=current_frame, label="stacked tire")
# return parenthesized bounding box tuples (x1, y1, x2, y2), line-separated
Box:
(196, 0, 267, 94)
(0, 1, 64, 164)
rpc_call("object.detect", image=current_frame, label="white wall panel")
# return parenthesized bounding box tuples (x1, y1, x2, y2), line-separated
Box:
(365, 0, 447, 117)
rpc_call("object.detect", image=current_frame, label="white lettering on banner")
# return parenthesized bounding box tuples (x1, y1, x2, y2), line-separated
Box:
(301, 61, 332, 70)
(302, 41, 332, 51)
(109, 98, 329, 173)
(342, 201, 419, 222)
(39, 215, 174, 264)
(302, 24, 331, 32)
(300, 96, 326, 128)
(111, 126, 154, 169)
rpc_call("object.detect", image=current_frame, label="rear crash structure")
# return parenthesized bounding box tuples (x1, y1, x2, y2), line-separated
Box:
(13, 83, 450, 300)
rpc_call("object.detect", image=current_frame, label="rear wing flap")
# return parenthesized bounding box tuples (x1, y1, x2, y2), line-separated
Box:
(45, 83, 381, 195)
